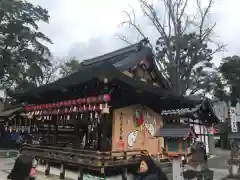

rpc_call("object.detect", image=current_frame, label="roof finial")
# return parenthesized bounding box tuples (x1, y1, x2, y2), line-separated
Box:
(140, 38, 149, 46)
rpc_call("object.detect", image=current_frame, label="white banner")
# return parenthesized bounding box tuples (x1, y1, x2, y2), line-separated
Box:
(236, 102, 240, 122)
(230, 107, 238, 132)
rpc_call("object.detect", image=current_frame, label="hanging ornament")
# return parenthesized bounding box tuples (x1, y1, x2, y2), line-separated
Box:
(208, 125, 216, 136)
(118, 140, 125, 149)
(118, 112, 124, 149)
(133, 110, 144, 128)
(159, 119, 164, 128)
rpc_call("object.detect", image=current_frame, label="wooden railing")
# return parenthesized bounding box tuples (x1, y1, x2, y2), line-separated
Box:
(22, 144, 147, 169)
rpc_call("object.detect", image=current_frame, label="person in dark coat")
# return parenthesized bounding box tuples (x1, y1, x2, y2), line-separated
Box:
(135, 156, 168, 180)
(7, 154, 36, 180)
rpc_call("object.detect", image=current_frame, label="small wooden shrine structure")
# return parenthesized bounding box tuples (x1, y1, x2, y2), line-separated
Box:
(155, 124, 196, 156)
(7, 39, 219, 179)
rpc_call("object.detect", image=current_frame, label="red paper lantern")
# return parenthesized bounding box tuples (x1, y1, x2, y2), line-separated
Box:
(86, 97, 91, 104)
(77, 98, 82, 104)
(56, 102, 60, 107)
(24, 106, 28, 111)
(52, 103, 56, 108)
(97, 95, 103, 103)
(67, 101, 70, 106)
(67, 100, 72, 106)
(103, 94, 111, 102)
(118, 140, 125, 148)
(59, 101, 64, 106)
(91, 96, 97, 103)
(72, 100, 77, 105)
(63, 101, 67, 106)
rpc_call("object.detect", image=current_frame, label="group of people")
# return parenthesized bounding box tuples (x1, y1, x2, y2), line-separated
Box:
(7, 155, 168, 180)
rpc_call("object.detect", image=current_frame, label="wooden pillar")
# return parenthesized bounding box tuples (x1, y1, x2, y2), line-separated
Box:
(229, 165, 233, 177)
(73, 116, 81, 149)
(59, 164, 65, 179)
(97, 122, 101, 150)
(54, 120, 58, 145)
(100, 167, 105, 179)
(99, 113, 111, 151)
(172, 156, 184, 180)
(121, 167, 127, 180)
(77, 168, 84, 180)
(44, 162, 50, 177)
(47, 123, 50, 145)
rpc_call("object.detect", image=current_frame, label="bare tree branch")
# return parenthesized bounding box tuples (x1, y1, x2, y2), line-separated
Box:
(115, 34, 133, 45)
(118, 0, 223, 95)
(196, 0, 213, 40)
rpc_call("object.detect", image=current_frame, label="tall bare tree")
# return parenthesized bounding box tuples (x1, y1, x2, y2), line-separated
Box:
(118, 0, 224, 96)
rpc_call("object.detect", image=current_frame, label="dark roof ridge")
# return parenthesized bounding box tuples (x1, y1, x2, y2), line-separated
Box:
(80, 39, 148, 66)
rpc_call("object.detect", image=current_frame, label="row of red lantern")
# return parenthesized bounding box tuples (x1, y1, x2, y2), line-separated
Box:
(24, 94, 111, 111)
(26, 104, 107, 116)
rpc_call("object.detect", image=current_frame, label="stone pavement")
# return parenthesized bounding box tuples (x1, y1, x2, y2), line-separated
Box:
(0, 157, 228, 180)
(208, 148, 229, 169)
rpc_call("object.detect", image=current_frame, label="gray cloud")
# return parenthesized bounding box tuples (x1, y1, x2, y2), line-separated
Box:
(68, 36, 126, 60)
(30, 0, 240, 64)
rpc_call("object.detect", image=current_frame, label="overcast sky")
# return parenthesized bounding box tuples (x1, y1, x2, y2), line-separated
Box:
(30, 0, 240, 65)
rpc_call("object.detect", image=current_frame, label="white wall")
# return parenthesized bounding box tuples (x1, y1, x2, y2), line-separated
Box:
(190, 120, 210, 153)
(0, 89, 5, 99)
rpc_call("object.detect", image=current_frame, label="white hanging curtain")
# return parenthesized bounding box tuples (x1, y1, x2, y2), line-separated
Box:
(236, 102, 240, 122)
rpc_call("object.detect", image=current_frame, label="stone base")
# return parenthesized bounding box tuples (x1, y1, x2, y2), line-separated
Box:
(186, 162, 208, 171)
(222, 175, 240, 180)
(183, 169, 214, 180)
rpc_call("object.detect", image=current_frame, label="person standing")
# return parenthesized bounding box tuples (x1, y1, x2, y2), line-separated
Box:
(7, 154, 36, 180)
(134, 156, 168, 180)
